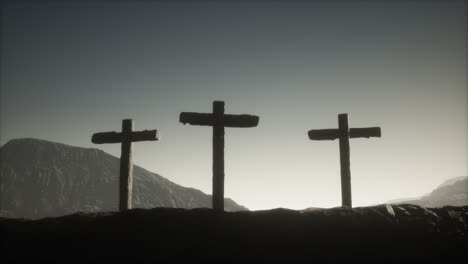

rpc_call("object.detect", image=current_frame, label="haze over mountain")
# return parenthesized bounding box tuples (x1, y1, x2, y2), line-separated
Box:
(0, 138, 246, 219)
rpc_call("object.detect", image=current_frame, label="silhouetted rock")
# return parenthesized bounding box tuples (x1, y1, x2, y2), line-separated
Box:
(0, 138, 247, 219)
(1, 204, 467, 262)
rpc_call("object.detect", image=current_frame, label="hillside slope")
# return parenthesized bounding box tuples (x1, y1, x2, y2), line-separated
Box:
(0, 138, 246, 219)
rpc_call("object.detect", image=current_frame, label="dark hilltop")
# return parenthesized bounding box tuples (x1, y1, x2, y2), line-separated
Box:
(2, 204, 467, 262)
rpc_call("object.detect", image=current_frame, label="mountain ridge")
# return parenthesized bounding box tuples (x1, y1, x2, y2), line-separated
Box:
(387, 176, 468, 207)
(0, 138, 247, 219)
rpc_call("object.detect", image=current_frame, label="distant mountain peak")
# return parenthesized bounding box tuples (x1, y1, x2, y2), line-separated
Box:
(388, 176, 468, 207)
(437, 176, 468, 188)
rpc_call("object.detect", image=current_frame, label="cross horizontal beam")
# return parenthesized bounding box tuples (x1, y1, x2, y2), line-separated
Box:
(179, 112, 259, 128)
(92, 130, 159, 144)
(350, 127, 381, 138)
(308, 127, 381, 140)
(307, 129, 340, 140)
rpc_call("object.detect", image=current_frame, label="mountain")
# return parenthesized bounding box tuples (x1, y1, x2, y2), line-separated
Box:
(1, 205, 467, 262)
(0, 138, 247, 219)
(388, 176, 468, 207)
(437, 175, 468, 189)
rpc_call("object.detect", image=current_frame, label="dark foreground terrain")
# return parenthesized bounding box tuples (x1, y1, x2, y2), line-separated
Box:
(1, 204, 467, 262)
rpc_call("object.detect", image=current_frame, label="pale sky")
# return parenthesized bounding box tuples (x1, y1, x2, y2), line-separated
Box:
(1, 0, 467, 210)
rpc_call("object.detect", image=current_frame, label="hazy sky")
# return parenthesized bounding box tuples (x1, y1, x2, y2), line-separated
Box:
(1, 0, 467, 210)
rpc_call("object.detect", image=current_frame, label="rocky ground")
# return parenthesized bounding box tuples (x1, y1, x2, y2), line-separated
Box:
(1, 204, 467, 262)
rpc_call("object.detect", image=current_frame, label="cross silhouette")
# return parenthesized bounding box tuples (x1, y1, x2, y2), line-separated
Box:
(308, 113, 381, 207)
(92, 119, 159, 211)
(180, 101, 259, 212)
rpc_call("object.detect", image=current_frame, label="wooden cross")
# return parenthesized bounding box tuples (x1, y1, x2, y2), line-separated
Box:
(92, 119, 159, 211)
(308, 113, 381, 208)
(180, 101, 259, 212)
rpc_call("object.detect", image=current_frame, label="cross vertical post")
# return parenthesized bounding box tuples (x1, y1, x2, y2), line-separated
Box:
(120, 119, 134, 211)
(338, 114, 351, 207)
(212, 101, 225, 212)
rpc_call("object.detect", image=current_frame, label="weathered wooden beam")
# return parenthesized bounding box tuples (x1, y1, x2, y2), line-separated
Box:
(308, 129, 341, 140)
(92, 130, 158, 144)
(338, 114, 352, 208)
(92, 132, 122, 144)
(180, 113, 259, 128)
(212, 101, 225, 212)
(222, 114, 259, 127)
(131, 130, 159, 142)
(349, 127, 381, 138)
(308, 127, 381, 140)
(180, 113, 213, 126)
(119, 119, 133, 211)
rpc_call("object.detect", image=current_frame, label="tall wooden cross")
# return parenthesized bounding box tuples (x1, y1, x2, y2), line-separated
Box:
(180, 101, 259, 212)
(308, 113, 381, 208)
(92, 119, 159, 211)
